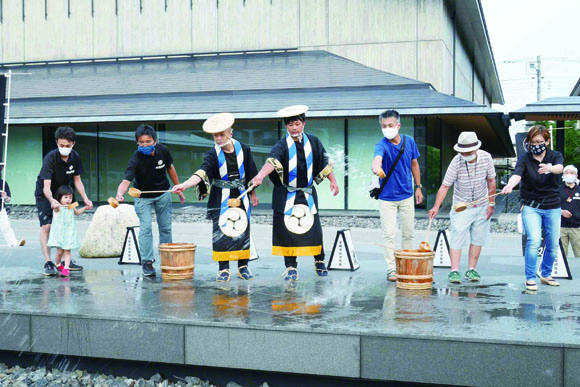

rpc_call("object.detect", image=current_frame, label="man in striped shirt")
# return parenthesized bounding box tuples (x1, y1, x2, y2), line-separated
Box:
(428, 132, 496, 283)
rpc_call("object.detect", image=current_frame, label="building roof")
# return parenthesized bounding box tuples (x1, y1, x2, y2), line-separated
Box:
(571, 78, 580, 96)
(4, 50, 513, 156)
(509, 97, 580, 121)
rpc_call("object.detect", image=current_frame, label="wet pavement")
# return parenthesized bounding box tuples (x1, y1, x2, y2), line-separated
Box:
(1, 219, 579, 347)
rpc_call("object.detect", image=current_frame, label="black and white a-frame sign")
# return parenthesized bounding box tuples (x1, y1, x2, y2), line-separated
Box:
(328, 229, 360, 271)
(118, 226, 142, 265)
(536, 238, 572, 279)
(249, 233, 259, 261)
(433, 229, 451, 268)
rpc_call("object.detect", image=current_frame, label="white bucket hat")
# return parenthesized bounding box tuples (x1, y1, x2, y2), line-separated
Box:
(453, 132, 482, 153)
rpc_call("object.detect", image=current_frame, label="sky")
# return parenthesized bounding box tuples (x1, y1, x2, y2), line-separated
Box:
(481, 0, 580, 115)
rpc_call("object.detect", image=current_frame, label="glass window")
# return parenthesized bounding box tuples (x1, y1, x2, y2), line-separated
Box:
(347, 117, 414, 210)
(304, 118, 345, 210)
(97, 122, 146, 203)
(5, 126, 43, 205)
(165, 120, 279, 205)
(73, 125, 98, 202)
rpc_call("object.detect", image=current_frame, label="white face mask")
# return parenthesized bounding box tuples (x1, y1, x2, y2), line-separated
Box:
(563, 174, 577, 184)
(215, 139, 232, 148)
(460, 153, 476, 162)
(58, 146, 73, 156)
(382, 127, 398, 140)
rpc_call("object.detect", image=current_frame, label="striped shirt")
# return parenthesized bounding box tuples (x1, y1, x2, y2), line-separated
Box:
(442, 150, 496, 203)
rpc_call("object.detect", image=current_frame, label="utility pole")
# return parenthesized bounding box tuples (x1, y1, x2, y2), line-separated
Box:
(535, 55, 541, 101)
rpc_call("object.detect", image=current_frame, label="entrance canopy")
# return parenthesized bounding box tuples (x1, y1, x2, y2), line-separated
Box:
(509, 97, 580, 121)
(4, 50, 513, 156)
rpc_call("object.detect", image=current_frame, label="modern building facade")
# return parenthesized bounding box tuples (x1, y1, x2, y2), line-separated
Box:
(0, 0, 510, 210)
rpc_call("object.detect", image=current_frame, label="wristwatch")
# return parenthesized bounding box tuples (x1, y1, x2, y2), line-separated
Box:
(415, 184, 423, 190)
(489, 202, 495, 207)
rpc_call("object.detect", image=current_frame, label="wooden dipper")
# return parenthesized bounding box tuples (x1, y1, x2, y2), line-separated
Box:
(108, 197, 119, 208)
(227, 183, 256, 208)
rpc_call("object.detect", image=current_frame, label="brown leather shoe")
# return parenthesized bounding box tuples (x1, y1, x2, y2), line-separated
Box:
(540, 277, 560, 286)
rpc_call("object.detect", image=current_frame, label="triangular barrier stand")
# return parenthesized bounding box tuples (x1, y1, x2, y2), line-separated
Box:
(118, 226, 142, 265)
(249, 233, 259, 261)
(328, 229, 360, 271)
(433, 229, 451, 268)
(536, 238, 572, 279)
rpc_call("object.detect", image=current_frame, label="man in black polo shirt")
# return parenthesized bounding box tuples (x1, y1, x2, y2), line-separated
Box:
(116, 124, 184, 277)
(560, 165, 580, 258)
(35, 127, 93, 276)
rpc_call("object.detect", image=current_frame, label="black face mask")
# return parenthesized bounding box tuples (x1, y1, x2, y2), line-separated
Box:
(530, 143, 547, 155)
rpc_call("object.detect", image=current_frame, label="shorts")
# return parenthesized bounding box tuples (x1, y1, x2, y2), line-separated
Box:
(449, 204, 490, 249)
(36, 196, 53, 226)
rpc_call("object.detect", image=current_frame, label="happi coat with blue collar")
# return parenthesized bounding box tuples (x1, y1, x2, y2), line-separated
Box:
(267, 132, 329, 257)
(194, 139, 258, 261)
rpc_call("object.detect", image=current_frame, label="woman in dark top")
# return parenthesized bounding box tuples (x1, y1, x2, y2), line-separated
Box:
(502, 126, 564, 291)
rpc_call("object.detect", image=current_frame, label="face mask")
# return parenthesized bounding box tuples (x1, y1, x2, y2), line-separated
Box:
(137, 145, 155, 155)
(382, 127, 398, 140)
(529, 143, 546, 155)
(58, 146, 72, 157)
(460, 153, 476, 162)
(564, 175, 577, 184)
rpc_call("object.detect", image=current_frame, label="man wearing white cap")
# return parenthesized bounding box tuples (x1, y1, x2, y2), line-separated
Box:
(428, 132, 496, 283)
(560, 165, 580, 258)
(173, 113, 258, 282)
(252, 105, 339, 281)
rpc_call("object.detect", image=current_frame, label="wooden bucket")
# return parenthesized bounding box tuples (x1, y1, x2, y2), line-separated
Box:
(159, 243, 196, 281)
(394, 249, 434, 290)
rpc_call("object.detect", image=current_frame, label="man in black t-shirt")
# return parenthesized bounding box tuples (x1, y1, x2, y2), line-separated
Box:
(35, 127, 93, 276)
(560, 165, 580, 258)
(116, 125, 184, 277)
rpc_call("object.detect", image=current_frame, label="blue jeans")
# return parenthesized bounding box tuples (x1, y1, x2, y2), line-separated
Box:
(134, 192, 172, 263)
(521, 206, 561, 280)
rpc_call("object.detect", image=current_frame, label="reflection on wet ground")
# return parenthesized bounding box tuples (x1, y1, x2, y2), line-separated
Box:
(1, 264, 580, 346)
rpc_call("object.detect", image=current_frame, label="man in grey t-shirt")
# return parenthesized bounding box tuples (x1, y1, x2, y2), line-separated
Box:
(428, 132, 496, 284)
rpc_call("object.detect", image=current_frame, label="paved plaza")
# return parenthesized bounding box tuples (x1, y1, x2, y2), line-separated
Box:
(1, 219, 580, 386)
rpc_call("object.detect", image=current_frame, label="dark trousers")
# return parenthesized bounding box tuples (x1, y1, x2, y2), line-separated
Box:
(284, 254, 324, 268)
(219, 259, 249, 271)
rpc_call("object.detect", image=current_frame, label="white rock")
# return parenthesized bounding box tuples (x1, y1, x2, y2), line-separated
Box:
(79, 204, 140, 258)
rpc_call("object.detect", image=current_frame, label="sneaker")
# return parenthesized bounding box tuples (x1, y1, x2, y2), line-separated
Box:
(61, 268, 70, 277)
(44, 261, 57, 277)
(56, 262, 64, 273)
(448, 271, 461, 284)
(314, 261, 328, 276)
(217, 269, 231, 282)
(387, 269, 397, 282)
(282, 267, 299, 281)
(142, 260, 156, 277)
(237, 266, 254, 280)
(69, 260, 83, 271)
(464, 269, 481, 282)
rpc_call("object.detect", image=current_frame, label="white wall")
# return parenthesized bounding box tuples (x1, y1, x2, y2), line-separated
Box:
(0, 0, 487, 102)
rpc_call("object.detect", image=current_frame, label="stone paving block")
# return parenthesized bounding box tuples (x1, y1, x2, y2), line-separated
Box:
(0, 313, 30, 352)
(31, 315, 184, 364)
(565, 348, 580, 387)
(361, 336, 563, 387)
(185, 326, 360, 377)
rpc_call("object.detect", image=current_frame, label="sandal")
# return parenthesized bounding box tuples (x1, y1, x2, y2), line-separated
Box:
(314, 261, 328, 277)
(540, 277, 560, 286)
(216, 269, 231, 282)
(387, 269, 397, 282)
(525, 280, 537, 291)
